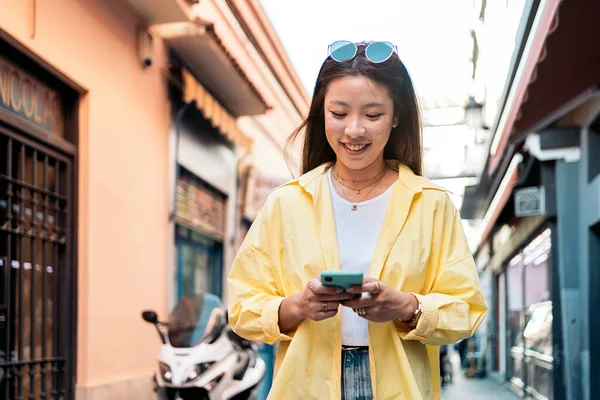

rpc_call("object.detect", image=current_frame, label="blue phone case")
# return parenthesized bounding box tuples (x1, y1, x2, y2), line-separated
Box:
(321, 270, 363, 290)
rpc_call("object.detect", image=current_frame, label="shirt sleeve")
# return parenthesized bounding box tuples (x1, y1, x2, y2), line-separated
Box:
(227, 196, 293, 345)
(397, 194, 488, 345)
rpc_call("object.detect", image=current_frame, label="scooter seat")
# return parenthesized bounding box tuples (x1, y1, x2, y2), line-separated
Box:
(227, 329, 253, 349)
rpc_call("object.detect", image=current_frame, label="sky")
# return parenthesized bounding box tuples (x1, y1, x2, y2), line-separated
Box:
(259, 0, 475, 105)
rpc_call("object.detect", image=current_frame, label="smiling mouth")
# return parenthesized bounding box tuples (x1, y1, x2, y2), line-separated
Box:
(343, 143, 370, 151)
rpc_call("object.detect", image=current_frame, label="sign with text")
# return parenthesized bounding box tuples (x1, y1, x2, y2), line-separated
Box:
(245, 175, 289, 220)
(176, 170, 226, 242)
(515, 186, 545, 217)
(0, 57, 64, 136)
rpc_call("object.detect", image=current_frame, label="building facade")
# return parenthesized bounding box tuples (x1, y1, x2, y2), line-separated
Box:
(462, 1, 600, 400)
(0, 0, 307, 399)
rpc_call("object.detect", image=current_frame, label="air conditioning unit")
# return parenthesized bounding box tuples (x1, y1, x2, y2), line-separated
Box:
(514, 186, 545, 217)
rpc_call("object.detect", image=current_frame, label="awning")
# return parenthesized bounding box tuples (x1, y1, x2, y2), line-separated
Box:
(489, 0, 600, 173)
(157, 21, 270, 117)
(478, 154, 522, 245)
(182, 68, 252, 151)
(125, 0, 191, 25)
(488, 0, 562, 173)
(464, 0, 599, 228)
(512, 0, 600, 134)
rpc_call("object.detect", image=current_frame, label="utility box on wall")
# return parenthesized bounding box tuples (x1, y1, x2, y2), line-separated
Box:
(514, 186, 546, 217)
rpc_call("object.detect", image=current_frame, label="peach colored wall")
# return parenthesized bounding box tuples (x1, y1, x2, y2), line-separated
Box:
(0, 0, 170, 389)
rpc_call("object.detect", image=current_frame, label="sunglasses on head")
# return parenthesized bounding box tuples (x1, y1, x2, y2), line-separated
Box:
(328, 40, 398, 63)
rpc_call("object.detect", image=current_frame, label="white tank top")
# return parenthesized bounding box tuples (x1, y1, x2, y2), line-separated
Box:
(327, 168, 394, 346)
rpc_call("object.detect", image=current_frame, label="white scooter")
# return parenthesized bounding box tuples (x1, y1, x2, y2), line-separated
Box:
(142, 292, 266, 400)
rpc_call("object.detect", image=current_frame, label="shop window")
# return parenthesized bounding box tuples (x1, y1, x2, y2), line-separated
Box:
(523, 229, 551, 308)
(175, 226, 223, 300)
(173, 168, 227, 301)
(506, 253, 524, 388)
(504, 228, 553, 398)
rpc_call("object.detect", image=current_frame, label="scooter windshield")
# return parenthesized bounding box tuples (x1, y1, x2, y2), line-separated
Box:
(167, 293, 227, 348)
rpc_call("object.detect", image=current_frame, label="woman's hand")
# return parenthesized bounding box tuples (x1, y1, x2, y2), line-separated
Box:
(298, 278, 356, 321)
(339, 278, 418, 323)
(278, 278, 355, 333)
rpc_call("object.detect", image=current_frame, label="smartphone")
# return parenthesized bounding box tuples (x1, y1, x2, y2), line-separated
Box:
(321, 270, 364, 290)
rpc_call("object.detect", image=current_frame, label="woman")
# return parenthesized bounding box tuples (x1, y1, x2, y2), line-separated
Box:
(228, 41, 487, 400)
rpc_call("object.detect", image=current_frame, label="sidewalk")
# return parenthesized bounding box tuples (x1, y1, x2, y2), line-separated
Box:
(441, 354, 518, 400)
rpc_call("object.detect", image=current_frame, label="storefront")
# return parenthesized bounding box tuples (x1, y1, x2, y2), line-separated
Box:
(0, 0, 308, 398)
(0, 44, 78, 400)
(477, 218, 554, 399)
(463, 1, 600, 399)
(502, 228, 553, 399)
(165, 65, 252, 307)
(1, 1, 178, 397)
(174, 168, 227, 299)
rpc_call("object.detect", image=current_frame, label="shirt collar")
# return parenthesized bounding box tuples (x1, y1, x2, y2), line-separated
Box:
(294, 160, 446, 194)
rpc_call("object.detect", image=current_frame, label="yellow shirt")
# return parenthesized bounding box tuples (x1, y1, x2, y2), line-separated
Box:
(228, 161, 487, 399)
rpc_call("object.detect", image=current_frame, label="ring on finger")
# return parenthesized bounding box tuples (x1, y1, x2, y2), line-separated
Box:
(322, 302, 328, 312)
(373, 282, 381, 295)
(355, 307, 367, 316)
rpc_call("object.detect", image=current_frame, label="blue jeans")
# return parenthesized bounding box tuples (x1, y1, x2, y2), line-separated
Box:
(341, 348, 373, 400)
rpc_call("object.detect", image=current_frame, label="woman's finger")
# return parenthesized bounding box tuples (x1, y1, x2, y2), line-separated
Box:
(362, 277, 379, 283)
(314, 292, 356, 302)
(308, 301, 339, 321)
(346, 280, 383, 295)
(340, 296, 374, 309)
(365, 281, 383, 295)
(345, 283, 364, 293)
(313, 310, 338, 321)
(308, 300, 339, 316)
(308, 278, 345, 295)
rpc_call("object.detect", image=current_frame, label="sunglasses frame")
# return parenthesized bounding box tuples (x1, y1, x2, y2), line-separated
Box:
(327, 40, 398, 64)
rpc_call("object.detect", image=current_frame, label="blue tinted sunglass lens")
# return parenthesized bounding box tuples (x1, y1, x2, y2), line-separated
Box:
(365, 41, 395, 63)
(330, 41, 357, 62)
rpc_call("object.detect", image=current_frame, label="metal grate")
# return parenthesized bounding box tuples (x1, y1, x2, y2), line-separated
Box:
(0, 127, 71, 400)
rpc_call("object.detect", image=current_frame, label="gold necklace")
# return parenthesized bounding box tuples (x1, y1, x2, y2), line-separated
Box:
(333, 167, 386, 194)
(334, 163, 387, 184)
(333, 167, 387, 211)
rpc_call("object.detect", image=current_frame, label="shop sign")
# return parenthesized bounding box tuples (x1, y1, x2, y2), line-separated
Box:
(0, 57, 64, 136)
(515, 186, 545, 217)
(176, 171, 226, 241)
(245, 175, 289, 219)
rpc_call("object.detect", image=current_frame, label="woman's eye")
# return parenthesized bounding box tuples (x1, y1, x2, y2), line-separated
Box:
(330, 111, 346, 118)
(366, 114, 383, 119)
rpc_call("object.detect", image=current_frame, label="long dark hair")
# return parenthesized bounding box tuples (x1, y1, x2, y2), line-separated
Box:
(286, 41, 423, 176)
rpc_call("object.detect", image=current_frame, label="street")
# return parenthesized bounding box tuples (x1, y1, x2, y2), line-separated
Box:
(442, 353, 518, 400)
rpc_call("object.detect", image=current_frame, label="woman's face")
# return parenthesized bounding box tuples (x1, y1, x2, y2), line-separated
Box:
(324, 75, 398, 172)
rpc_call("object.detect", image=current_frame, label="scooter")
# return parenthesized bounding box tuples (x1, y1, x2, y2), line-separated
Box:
(142, 292, 266, 400)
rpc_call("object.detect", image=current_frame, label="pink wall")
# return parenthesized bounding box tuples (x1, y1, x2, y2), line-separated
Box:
(0, 0, 170, 388)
